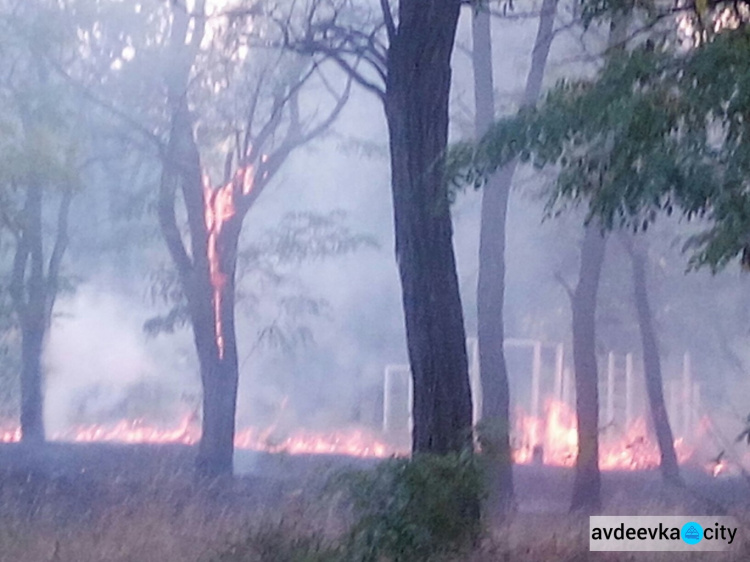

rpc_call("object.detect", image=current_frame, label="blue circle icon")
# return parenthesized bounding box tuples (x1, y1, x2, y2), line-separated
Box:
(681, 522, 703, 545)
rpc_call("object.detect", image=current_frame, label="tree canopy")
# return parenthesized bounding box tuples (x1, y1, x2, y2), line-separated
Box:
(452, 6, 750, 272)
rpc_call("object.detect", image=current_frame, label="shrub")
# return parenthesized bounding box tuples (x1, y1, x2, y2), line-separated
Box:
(335, 450, 484, 562)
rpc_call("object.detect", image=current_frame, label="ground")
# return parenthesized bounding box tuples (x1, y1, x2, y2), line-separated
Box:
(0, 443, 747, 561)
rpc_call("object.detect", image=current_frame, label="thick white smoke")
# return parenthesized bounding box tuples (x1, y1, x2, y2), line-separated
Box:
(43, 286, 198, 434)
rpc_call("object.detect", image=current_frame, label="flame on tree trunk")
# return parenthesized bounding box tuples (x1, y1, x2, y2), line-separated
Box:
(203, 168, 253, 360)
(157, 0, 245, 478)
(195, 169, 252, 476)
(158, 0, 349, 477)
(158, 101, 253, 477)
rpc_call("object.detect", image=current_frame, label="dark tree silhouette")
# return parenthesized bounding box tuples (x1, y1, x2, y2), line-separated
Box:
(286, 0, 473, 453)
(567, 224, 605, 512)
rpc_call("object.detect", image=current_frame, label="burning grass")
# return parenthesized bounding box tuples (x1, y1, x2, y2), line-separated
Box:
(0, 418, 396, 459)
(0, 397, 736, 475)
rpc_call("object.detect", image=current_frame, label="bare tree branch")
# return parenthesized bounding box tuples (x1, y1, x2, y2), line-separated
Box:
(275, 0, 387, 100)
(379, 0, 396, 43)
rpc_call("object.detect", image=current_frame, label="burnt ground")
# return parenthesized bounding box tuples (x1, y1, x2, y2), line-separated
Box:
(0, 441, 747, 518)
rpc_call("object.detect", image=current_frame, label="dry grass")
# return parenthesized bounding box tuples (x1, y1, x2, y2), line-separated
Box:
(0, 480, 747, 562)
(0, 448, 748, 562)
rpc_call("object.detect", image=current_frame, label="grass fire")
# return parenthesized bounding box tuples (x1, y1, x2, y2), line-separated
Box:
(2, 0, 750, 560)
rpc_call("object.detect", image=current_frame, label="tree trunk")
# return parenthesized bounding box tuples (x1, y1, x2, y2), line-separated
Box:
(626, 236, 681, 484)
(157, 0, 241, 478)
(568, 9, 632, 512)
(19, 315, 45, 443)
(193, 215, 242, 478)
(10, 159, 73, 443)
(384, 0, 473, 454)
(192, 296, 240, 477)
(158, 96, 242, 478)
(570, 224, 605, 512)
(473, 0, 559, 515)
(10, 182, 46, 443)
(157, 0, 345, 477)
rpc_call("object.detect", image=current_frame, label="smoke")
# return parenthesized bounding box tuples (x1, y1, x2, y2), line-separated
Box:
(43, 286, 198, 434)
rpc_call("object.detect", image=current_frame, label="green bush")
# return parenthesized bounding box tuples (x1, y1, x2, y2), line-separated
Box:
(335, 450, 484, 562)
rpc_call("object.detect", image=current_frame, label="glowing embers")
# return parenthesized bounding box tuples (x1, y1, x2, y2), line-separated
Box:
(512, 398, 695, 470)
(234, 426, 391, 458)
(0, 427, 20, 443)
(71, 416, 198, 445)
(203, 167, 254, 359)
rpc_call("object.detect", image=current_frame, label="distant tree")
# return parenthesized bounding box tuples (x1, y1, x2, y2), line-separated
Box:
(451, 4, 638, 512)
(0, 3, 79, 442)
(621, 234, 681, 484)
(567, 223, 605, 512)
(459, 3, 750, 272)
(471, 0, 559, 516)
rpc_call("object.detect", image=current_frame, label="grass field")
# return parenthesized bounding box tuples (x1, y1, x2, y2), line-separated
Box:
(0, 443, 747, 561)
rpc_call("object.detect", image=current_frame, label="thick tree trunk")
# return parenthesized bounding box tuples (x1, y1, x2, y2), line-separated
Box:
(473, 0, 558, 515)
(192, 299, 240, 477)
(570, 224, 605, 512)
(627, 237, 681, 484)
(384, 0, 473, 454)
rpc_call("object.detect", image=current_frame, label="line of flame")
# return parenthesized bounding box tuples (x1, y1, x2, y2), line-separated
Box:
(0, 417, 394, 459)
(203, 167, 254, 359)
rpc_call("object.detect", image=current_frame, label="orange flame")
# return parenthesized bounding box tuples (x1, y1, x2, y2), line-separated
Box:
(0, 416, 393, 459)
(513, 399, 695, 470)
(0, 427, 20, 444)
(203, 167, 254, 358)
